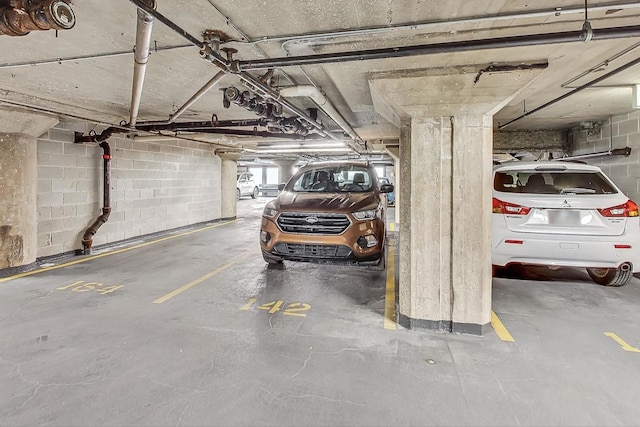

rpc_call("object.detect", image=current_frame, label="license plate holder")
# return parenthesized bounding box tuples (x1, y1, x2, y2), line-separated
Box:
(548, 209, 580, 225)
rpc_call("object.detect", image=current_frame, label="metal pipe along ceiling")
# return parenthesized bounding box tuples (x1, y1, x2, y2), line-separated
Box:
(278, 85, 362, 152)
(169, 70, 226, 123)
(499, 54, 640, 129)
(129, 0, 156, 127)
(230, 1, 640, 47)
(127, 0, 640, 149)
(238, 25, 640, 70)
(278, 85, 358, 140)
(127, 0, 331, 142)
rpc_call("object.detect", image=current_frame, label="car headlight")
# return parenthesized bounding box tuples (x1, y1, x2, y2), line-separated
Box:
(263, 202, 278, 218)
(353, 209, 379, 221)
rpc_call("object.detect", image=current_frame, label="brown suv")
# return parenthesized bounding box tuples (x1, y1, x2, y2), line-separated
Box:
(259, 161, 394, 268)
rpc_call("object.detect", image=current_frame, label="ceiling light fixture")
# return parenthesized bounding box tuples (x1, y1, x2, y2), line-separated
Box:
(255, 147, 352, 154)
(261, 142, 346, 149)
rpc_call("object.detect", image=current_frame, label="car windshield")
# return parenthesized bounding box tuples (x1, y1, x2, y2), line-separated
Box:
(291, 166, 373, 193)
(494, 170, 617, 195)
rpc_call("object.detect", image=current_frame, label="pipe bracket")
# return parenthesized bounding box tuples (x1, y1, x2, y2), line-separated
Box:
(582, 21, 593, 42)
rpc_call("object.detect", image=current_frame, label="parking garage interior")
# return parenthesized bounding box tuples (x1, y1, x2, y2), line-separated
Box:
(1, 1, 640, 425)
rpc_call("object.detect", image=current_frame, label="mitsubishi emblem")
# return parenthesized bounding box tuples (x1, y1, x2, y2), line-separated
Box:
(562, 200, 571, 208)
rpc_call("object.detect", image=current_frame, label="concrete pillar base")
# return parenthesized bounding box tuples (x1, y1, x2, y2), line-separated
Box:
(0, 262, 37, 278)
(398, 313, 491, 336)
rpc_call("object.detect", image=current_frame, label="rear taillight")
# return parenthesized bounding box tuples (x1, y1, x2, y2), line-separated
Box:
(598, 200, 639, 217)
(492, 198, 531, 215)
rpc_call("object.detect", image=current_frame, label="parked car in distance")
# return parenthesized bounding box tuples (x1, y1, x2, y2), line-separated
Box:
(260, 161, 394, 269)
(379, 177, 395, 206)
(237, 172, 259, 200)
(492, 160, 640, 286)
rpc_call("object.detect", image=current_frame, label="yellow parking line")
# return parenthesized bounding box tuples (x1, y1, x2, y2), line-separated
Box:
(0, 219, 239, 283)
(604, 332, 640, 352)
(384, 246, 396, 330)
(153, 253, 250, 304)
(491, 310, 515, 342)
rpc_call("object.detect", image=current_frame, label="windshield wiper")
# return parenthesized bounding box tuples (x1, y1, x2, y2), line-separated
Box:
(560, 187, 596, 194)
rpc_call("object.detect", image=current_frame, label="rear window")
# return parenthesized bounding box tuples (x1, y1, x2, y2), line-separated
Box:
(494, 171, 618, 195)
(291, 166, 374, 193)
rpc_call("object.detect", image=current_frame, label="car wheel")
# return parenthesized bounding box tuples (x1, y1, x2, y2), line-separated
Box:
(252, 187, 259, 199)
(236, 189, 240, 201)
(586, 267, 632, 287)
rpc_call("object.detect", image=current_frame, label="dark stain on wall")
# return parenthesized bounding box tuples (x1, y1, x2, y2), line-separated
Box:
(0, 225, 24, 268)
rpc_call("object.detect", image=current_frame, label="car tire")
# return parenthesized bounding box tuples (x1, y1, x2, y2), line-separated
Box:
(252, 187, 259, 199)
(236, 189, 241, 201)
(492, 265, 502, 277)
(586, 267, 632, 287)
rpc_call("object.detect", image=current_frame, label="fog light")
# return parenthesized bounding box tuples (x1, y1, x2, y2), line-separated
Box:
(260, 230, 271, 244)
(357, 235, 378, 249)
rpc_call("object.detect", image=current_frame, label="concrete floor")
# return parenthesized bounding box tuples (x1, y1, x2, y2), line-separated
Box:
(1, 198, 640, 426)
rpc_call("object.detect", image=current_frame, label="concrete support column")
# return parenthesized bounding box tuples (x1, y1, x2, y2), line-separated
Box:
(273, 159, 296, 184)
(0, 109, 57, 271)
(218, 152, 241, 220)
(0, 133, 36, 269)
(385, 146, 400, 222)
(398, 114, 492, 334)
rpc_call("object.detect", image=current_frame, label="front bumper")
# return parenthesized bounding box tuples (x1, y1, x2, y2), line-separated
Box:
(260, 216, 385, 265)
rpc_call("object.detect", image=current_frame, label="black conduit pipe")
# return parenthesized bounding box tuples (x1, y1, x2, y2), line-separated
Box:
(82, 141, 111, 255)
(74, 127, 117, 144)
(499, 55, 640, 129)
(237, 25, 640, 70)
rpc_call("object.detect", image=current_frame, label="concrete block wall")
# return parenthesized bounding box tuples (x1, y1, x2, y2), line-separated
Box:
(571, 110, 640, 204)
(37, 122, 222, 258)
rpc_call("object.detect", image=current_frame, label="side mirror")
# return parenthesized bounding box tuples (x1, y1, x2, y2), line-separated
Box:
(380, 184, 394, 194)
(278, 183, 286, 191)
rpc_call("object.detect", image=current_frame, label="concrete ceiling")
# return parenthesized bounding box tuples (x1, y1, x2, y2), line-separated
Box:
(1, 0, 639, 161)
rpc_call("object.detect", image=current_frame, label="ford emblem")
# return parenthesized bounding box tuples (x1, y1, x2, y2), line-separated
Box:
(305, 216, 319, 224)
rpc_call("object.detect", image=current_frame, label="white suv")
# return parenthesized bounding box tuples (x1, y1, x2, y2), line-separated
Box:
(492, 161, 640, 286)
(237, 172, 259, 200)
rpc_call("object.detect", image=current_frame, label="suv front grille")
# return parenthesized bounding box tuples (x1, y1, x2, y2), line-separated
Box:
(273, 243, 352, 258)
(277, 212, 351, 234)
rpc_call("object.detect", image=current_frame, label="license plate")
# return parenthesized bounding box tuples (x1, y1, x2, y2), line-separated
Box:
(548, 209, 580, 225)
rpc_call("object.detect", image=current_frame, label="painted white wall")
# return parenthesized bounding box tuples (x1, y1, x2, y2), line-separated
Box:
(571, 110, 640, 204)
(36, 122, 222, 258)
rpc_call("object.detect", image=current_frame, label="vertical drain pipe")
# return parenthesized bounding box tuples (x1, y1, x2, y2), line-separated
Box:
(129, 0, 156, 127)
(82, 141, 112, 254)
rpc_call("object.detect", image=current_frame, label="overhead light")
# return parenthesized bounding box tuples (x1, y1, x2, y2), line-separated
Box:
(633, 84, 639, 108)
(261, 142, 346, 149)
(255, 147, 352, 154)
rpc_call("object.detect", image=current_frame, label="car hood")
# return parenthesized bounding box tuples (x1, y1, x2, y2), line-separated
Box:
(275, 191, 379, 213)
